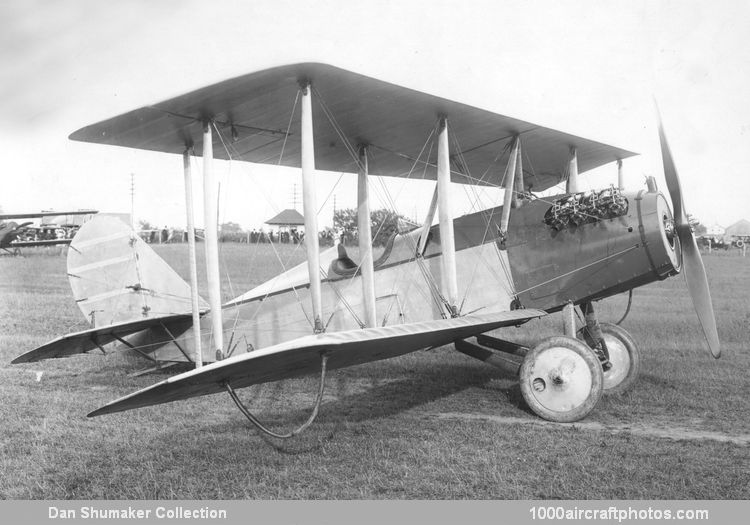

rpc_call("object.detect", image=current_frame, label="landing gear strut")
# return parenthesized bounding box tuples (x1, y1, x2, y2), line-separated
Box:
(455, 300, 640, 423)
(578, 302, 640, 395)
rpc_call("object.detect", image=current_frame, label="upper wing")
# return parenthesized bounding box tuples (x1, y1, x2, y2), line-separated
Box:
(89, 309, 545, 417)
(0, 210, 97, 221)
(69, 63, 635, 192)
(9, 239, 72, 248)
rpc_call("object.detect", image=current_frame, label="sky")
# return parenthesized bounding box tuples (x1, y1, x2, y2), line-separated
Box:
(1, 0, 749, 230)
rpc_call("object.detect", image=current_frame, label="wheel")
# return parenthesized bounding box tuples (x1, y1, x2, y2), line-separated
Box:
(519, 336, 604, 423)
(578, 322, 640, 395)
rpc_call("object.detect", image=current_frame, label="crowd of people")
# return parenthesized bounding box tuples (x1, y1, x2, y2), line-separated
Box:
(139, 226, 349, 246)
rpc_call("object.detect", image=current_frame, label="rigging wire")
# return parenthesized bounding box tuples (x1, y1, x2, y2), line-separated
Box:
(311, 86, 361, 167)
(277, 90, 300, 166)
(310, 102, 447, 322)
(445, 127, 520, 306)
(197, 133, 236, 302)
(368, 124, 453, 316)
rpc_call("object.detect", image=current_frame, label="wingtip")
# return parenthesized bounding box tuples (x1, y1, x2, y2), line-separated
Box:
(10, 353, 33, 365)
(87, 401, 121, 418)
(11, 345, 50, 364)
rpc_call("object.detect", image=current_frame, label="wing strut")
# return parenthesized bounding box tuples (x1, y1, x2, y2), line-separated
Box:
(223, 353, 329, 439)
(417, 185, 438, 255)
(202, 121, 224, 359)
(566, 146, 579, 193)
(500, 136, 520, 234)
(513, 139, 525, 208)
(437, 117, 458, 315)
(617, 158, 624, 191)
(357, 145, 377, 328)
(182, 148, 203, 367)
(300, 81, 324, 333)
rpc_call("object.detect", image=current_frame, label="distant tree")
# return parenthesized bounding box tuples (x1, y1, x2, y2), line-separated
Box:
(333, 208, 407, 247)
(138, 219, 156, 231)
(220, 221, 243, 234)
(220, 221, 245, 242)
(370, 209, 404, 246)
(332, 208, 358, 245)
(688, 214, 706, 236)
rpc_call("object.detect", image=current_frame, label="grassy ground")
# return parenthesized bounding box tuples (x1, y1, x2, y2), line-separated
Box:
(0, 245, 748, 499)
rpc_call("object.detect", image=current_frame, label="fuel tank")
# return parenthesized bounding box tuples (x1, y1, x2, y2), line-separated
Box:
(505, 189, 681, 312)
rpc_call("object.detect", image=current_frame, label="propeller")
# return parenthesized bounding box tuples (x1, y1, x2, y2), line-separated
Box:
(656, 108, 721, 358)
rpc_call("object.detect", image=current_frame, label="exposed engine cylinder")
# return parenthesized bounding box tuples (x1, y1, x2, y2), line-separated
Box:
(544, 186, 628, 231)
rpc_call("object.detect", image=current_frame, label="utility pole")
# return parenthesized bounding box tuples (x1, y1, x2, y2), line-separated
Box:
(130, 173, 135, 230)
(333, 194, 337, 228)
(291, 183, 299, 210)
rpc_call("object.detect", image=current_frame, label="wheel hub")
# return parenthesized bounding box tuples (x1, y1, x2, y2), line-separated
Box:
(528, 347, 593, 412)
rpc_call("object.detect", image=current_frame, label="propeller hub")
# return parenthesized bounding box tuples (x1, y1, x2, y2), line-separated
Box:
(639, 192, 682, 278)
(663, 214, 676, 247)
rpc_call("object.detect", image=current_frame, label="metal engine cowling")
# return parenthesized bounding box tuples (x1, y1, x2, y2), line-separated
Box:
(505, 189, 681, 312)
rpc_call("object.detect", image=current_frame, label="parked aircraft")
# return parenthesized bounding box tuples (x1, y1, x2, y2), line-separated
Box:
(12, 64, 719, 434)
(0, 210, 97, 255)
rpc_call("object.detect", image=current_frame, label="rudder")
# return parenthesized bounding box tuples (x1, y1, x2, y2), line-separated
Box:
(67, 216, 207, 327)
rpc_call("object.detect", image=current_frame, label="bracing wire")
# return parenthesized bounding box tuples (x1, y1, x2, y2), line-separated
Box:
(310, 101, 447, 322)
(209, 97, 316, 330)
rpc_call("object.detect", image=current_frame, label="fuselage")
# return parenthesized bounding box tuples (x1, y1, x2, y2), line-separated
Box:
(133, 186, 681, 364)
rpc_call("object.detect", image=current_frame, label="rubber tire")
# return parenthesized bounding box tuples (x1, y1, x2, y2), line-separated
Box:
(519, 336, 604, 423)
(594, 323, 640, 395)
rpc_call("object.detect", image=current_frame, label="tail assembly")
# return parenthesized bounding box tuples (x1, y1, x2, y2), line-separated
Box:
(67, 216, 206, 327)
(12, 216, 207, 364)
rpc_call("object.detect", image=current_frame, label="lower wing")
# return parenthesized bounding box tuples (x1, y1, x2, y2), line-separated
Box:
(11, 313, 197, 364)
(89, 309, 546, 417)
(10, 239, 72, 247)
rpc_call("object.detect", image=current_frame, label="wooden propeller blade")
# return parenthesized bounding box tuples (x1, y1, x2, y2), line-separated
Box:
(656, 111, 720, 358)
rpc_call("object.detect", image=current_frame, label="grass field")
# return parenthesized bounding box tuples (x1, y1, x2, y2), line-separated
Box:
(1, 244, 748, 499)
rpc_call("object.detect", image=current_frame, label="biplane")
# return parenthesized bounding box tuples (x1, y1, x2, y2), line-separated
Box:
(12, 63, 719, 433)
(0, 210, 97, 255)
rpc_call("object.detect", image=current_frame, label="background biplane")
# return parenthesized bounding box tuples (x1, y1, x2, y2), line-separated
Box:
(12, 63, 720, 431)
(0, 210, 97, 255)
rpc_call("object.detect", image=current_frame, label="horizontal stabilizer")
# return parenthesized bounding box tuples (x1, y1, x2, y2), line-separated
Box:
(89, 309, 546, 417)
(11, 313, 197, 364)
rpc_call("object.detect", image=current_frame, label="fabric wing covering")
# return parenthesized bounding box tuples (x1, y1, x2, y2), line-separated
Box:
(89, 309, 545, 416)
(70, 63, 635, 192)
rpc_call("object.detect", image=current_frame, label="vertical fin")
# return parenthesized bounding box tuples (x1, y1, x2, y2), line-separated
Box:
(67, 216, 207, 327)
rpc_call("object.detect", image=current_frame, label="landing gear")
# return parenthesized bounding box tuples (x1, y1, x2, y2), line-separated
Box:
(581, 322, 640, 395)
(519, 336, 603, 423)
(578, 300, 641, 395)
(456, 299, 639, 422)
